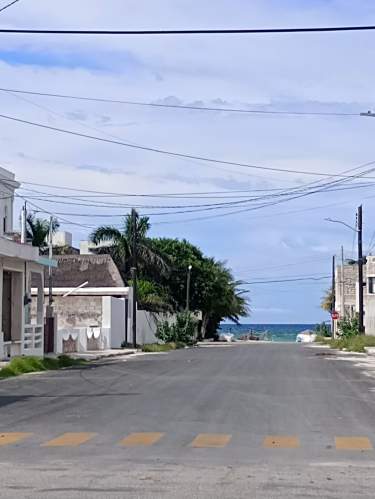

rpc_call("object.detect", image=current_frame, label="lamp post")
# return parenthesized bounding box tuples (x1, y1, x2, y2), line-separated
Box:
(186, 264, 192, 312)
(325, 205, 364, 334)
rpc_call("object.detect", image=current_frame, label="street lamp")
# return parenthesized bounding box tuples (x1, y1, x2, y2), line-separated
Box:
(324, 206, 364, 334)
(186, 265, 192, 312)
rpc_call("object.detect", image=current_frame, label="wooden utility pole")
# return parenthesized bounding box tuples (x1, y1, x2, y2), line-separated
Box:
(331, 255, 335, 337)
(358, 205, 364, 334)
(131, 208, 137, 348)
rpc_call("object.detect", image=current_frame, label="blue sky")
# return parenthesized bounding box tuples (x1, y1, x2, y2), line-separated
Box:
(1, 0, 375, 323)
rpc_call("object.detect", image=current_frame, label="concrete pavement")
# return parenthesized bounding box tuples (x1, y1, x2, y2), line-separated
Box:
(1, 343, 375, 497)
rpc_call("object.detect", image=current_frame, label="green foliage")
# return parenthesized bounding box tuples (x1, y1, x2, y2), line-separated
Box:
(156, 312, 197, 344)
(322, 335, 375, 353)
(90, 210, 169, 287)
(150, 238, 249, 337)
(26, 214, 59, 250)
(338, 315, 359, 338)
(315, 322, 331, 337)
(141, 341, 187, 352)
(321, 287, 334, 312)
(91, 217, 249, 325)
(142, 343, 177, 352)
(0, 355, 85, 379)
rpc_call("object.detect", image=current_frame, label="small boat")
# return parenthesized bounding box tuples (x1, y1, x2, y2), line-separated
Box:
(296, 329, 316, 343)
(218, 332, 235, 342)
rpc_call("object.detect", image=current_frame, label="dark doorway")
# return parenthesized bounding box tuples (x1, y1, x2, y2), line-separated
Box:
(2, 271, 12, 342)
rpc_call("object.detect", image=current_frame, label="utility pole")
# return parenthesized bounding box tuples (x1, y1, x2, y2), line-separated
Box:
(20, 201, 27, 243)
(186, 264, 192, 312)
(341, 245, 345, 322)
(48, 216, 53, 310)
(131, 208, 137, 349)
(358, 205, 364, 334)
(331, 255, 335, 337)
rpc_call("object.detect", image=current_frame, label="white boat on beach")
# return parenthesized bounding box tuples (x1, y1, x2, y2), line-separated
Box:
(295, 329, 316, 343)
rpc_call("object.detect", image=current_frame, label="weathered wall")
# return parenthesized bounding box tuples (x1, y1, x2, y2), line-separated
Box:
(31, 295, 103, 329)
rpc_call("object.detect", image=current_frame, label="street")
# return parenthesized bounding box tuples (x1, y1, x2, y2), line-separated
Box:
(1, 344, 375, 498)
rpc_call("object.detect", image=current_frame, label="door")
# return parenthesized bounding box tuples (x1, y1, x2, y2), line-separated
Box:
(2, 271, 12, 342)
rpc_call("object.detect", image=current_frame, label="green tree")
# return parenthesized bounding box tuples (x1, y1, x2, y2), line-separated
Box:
(150, 238, 249, 337)
(26, 214, 59, 250)
(90, 209, 169, 281)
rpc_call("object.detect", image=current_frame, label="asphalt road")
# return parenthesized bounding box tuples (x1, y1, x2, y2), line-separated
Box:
(1, 343, 375, 498)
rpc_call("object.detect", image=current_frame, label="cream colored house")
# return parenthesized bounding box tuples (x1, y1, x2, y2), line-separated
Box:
(0, 167, 47, 358)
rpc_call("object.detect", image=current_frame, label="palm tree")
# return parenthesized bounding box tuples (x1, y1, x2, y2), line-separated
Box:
(90, 209, 169, 280)
(26, 214, 59, 250)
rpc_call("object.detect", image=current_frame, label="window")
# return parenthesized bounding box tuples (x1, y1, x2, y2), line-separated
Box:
(368, 277, 375, 294)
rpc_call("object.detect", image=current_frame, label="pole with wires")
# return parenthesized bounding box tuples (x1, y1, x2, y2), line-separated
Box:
(20, 201, 27, 243)
(358, 205, 365, 334)
(331, 255, 335, 337)
(131, 208, 137, 349)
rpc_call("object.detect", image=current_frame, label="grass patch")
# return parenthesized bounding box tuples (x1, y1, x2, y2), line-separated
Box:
(141, 342, 188, 353)
(316, 335, 375, 353)
(0, 355, 86, 379)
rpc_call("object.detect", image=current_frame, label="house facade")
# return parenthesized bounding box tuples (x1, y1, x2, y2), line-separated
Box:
(0, 167, 46, 358)
(334, 258, 375, 335)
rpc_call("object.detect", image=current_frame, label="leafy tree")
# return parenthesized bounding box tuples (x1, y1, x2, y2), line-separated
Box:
(26, 214, 59, 250)
(134, 279, 172, 313)
(90, 209, 169, 280)
(150, 238, 249, 337)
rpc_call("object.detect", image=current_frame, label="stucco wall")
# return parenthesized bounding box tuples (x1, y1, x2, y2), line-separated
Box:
(31, 295, 103, 329)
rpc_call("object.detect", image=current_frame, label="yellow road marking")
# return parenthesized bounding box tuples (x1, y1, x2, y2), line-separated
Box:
(263, 436, 300, 449)
(335, 437, 373, 451)
(190, 433, 232, 448)
(42, 432, 97, 447)
(120, 432, 164, 447)
(0, 432, 32, 446)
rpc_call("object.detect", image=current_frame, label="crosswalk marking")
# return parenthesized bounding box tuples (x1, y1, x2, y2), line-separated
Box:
(335, 437, 373, 450)
(42, 432, 97, 447)
(263, 436, 300, 449)
(0, 433, 32, 446)
(120, 432, 165, 447)
(190, 433, 232, 448)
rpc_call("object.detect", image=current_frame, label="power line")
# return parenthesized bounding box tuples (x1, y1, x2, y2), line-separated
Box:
(1, 112, 375, 179)
(0, 87, 359, 117)
(243, 276, 331, 284)
(0, 0, 20, 14)
(1, 25, 375, 36)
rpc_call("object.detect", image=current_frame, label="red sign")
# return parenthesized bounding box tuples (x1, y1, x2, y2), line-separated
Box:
(331, 311, 339, 320)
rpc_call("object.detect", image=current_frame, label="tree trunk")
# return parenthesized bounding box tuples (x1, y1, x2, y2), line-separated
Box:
(201, 314, 210, 339)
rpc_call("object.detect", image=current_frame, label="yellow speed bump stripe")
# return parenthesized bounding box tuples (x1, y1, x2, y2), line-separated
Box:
(42, 432, 97, 447)
(263, 436, 300, 449)
(335, 437, 373, 451)
(120, 432, 164, 447)
(0, 432, 32, 446)
(190, 433, 232, 448)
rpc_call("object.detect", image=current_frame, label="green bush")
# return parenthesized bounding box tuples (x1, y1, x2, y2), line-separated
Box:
(0, 355, 85, 379)
(315, 322, 331, 337)
(338, 315, 359, 338)
(156, 312, 197, 344)
(320, 335, 375, 353)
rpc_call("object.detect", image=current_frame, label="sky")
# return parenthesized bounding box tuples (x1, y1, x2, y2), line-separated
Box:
(1, 0, 375, 323)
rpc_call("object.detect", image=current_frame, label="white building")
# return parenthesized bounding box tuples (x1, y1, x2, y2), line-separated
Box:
(0, 168, 47, 358)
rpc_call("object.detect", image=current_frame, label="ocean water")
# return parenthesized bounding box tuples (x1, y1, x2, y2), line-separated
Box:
(219, 323, 316, 343)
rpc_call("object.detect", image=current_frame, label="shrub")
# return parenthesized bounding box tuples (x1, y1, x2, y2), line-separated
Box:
(338, 315, 359, 338)
(315, 322, 331, 337)
(156, 312, 197, 344)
